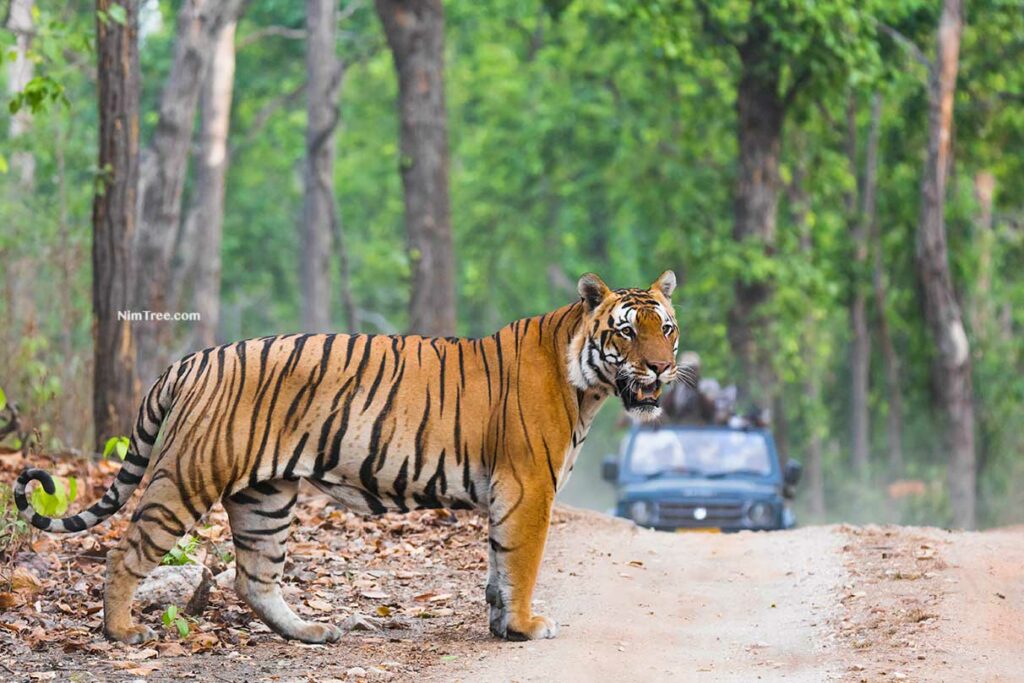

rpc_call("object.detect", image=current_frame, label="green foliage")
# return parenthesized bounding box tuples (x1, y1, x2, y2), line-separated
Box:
(0, 386, 6, 412)
(8, 76, 70, 115)
(0, 484, 32, 557)
(161, 604, 191, 638)
(29, 476, 78, 518)
(1, 0, 1023, 527)
(161, 535, 200, 567)
(102, 436, 130, 461)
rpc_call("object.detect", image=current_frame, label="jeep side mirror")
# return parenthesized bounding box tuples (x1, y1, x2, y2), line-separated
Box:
(784, 460, 803, 487)
(601, 455, 619, 483)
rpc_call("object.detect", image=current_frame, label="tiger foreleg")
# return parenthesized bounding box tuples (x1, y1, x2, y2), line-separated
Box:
(485, 544, 506, 637)
(486, 485, 558, 641)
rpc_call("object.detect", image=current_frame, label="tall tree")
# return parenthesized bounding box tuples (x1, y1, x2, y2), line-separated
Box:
(969, 170, 996, 339)
(376, 0, 456, 336)
(864, 94, 904, 474)
(93, 0, 141, 449)
(5, 0, 35, 187)
(134, 0, 246, 386)
(787, 148, 827, 519)
(687, 2, 879, 408)
(846, 95, 872, 474)
(916, 0, 975, 528)
(3, 0, 37, 342)
(725, 8, 788, 407)
(301, 0, 341, 332)
(179, 14, 241, 349)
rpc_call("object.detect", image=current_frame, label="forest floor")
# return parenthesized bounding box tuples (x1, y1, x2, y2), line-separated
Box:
(1, 450, 1021, 682)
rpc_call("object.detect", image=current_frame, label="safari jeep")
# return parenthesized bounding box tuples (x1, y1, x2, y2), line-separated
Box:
(602, 424, 801, 532)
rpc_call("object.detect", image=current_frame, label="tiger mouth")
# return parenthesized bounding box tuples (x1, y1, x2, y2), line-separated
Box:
(618, 378, 662, 409)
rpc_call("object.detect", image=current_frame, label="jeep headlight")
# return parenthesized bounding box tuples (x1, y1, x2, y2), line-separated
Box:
(629, 500, 653, 525)
(747, 501, 773, 527)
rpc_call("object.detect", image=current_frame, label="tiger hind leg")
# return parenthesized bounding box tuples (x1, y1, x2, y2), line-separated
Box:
(104, 473, 211, 643)
(224, 479, 342, 643)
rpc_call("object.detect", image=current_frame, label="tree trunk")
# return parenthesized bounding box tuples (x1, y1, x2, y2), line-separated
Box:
(134, 0, 246, 386)
(846, 95, 871, 474)
(93, 0, 141, 449)
(864, 94, 905, 474)
(727, 28, 784, 407)
(376, 0, 456, 336)
(5, 0, 35, 187)
(301, 0, 340, 332)
(332, 204, 359, 332)
(787, 147, 826, 519)
(178, 16, 239, 350)
(4, 0, 37, 349)
(969, 170, 996, 339)
(804, 375, 827, 519)
(916, 0, 975, 529)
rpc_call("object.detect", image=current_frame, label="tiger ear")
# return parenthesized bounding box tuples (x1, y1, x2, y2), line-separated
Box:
(577, 272, 611, 311)
(651, 270, 677, 299)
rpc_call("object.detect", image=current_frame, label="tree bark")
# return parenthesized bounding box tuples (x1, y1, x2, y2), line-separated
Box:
(865, 94, 905, 474)
(178, 16, 239, 349)
(134, 0, 246, 386)
(916, 0, 975, 529)
(5, 0, 35, 187)
(93, 0, 141, 449)
(727, 22, 784, 407)
(846, 95, 871, 474)
(301, 0, 340, 332)
(376, 0, 456, 336)
(3, 0, 37, 345)
(803, 375, 827, 519)
(787, 147, 826, 519)
(969, 170, 996, 339)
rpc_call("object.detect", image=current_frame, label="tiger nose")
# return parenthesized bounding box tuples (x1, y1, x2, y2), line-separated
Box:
(647, 360, 672, 376)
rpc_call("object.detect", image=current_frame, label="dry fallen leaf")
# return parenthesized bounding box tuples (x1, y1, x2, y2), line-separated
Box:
(12, 567, 45, 595)
(156, 641, 189, 657)
(126, 647, 159, 661)
(0, 592, 22, 609)
(190, 632, 220, 653)
(306, 597, 333, 612)
(113, 662, 161, 676)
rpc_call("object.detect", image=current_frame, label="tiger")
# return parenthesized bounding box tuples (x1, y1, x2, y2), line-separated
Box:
(15, 271, 686, 644)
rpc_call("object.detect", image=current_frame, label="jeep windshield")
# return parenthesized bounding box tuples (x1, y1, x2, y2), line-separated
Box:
(627, 429, 773, 479)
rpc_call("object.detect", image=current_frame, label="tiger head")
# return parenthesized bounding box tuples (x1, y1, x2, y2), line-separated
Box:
(568, 270, 692, 421)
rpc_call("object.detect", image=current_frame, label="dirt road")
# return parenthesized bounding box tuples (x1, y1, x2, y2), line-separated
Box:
(427, 511, 846, 682)
(4, 494, 1022, 682)
(423, 509, 1023, 683)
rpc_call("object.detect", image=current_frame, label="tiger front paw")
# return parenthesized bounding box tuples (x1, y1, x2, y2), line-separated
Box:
(105, 623, 158, 644)
(503, 614, 559, 641)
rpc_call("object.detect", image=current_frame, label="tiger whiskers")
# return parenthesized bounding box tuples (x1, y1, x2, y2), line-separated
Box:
(675, 364, 699, 389)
